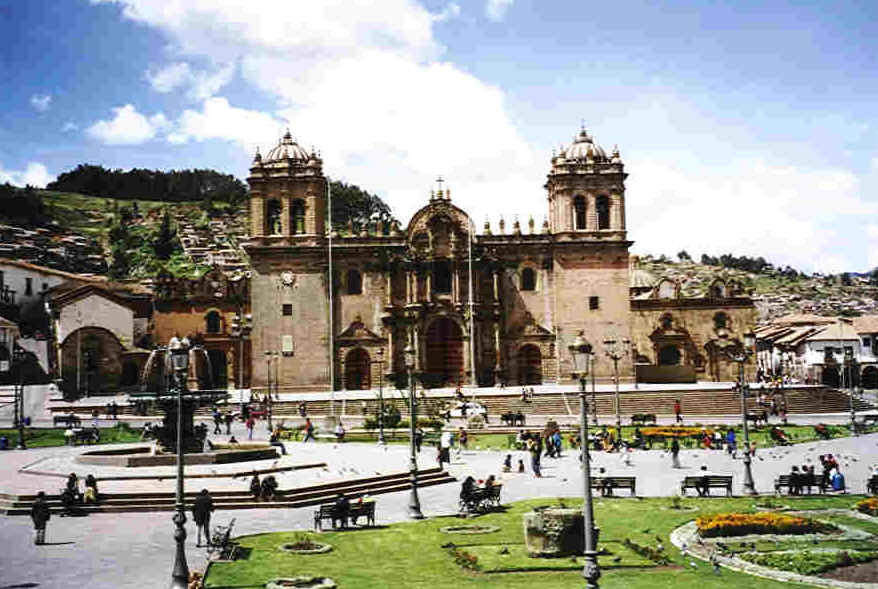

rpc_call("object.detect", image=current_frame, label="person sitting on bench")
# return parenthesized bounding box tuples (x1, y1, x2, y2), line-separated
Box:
(260, 475, 278, 501)
(332, 493, 350, 528)
(269, 429, 287, 455)
(788, 466, 802, 495)
(250, 473, 261, 501)
(84, 474, 99, 503)
(696, 465, 713, 497)
(597, 467, 612, 497)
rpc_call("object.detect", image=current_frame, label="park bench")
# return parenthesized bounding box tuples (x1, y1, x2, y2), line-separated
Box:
(861, 414, 878, 425)
(209, 518, 240, 561)
(867, 475, 878, 495)
(774, 473, 823, 495)
(630, 414, 656, 426)
(69, 428, 100, 445)
(54, 414, 81, 427)
(348, 501, 376, 526)
(590, 476, 636, 496)
(313, 504, 338, 530)
(680, 475, 732, 497)
(500, 411, 526, 426)
(746, 411, 768, 427)
(460, 484, 503, 514)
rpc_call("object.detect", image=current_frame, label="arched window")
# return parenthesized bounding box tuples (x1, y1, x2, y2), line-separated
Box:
(713, 312, 728, 330)
(266, 199, 282, 235)
(205, 311, 221, 334)
(433, 260, 452, 294)
(291, 200, 305, 234)
(596, 195, 610, 230)
(346, 269, 362, 295)
(521, 267, 536, 291)
(573, 196, 587, 230)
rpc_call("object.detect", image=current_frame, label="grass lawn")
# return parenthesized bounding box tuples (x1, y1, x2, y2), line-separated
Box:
(204, 495, 874, 589)
(0, 426, 143, 448)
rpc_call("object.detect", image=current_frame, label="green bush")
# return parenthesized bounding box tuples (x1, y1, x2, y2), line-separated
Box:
(740, 549, 878, 575)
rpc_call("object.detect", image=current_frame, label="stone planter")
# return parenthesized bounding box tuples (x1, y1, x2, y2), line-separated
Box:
(265, 577, 336, 589)
(523, 508, 599, 557)
(278, 542, 333, 554)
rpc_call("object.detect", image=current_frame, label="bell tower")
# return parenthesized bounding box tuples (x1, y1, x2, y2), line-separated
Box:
(546, 127, 627, 238)
(247, 130, 327, 239)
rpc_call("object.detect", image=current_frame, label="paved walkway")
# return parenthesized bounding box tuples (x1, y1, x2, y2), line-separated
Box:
(1, 421, 877, 588)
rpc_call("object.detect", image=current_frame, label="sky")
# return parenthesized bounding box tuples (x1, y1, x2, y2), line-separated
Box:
(1, 0, 877, 273)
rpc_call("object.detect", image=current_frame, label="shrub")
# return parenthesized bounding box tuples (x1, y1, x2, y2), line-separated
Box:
(623, 538, 669, 565)
(855, 497, 878, 516)
(696, 512, 835, 538)
(445, 545, 480, 571)
(740, 549, 878, 575)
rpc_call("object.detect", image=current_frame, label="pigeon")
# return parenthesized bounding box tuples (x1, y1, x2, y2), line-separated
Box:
(642, 529, 651, 534)
(612, 556, 622, 563)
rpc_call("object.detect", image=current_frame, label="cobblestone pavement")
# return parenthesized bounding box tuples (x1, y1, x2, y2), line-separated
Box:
(1, 419, 877, 588)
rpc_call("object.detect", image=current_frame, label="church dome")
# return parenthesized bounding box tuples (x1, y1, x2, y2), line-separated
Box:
(564, 128, 608, 162)
(264, 130, 310, 162)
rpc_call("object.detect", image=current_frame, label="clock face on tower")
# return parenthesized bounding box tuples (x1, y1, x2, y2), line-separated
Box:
(281, 272, 294, 287)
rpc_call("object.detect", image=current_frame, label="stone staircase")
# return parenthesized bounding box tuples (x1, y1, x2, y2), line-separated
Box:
(0, 467, 454, 516)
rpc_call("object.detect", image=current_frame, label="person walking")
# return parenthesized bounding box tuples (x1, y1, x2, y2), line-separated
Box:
(726, 428, 737, 458)
(245, 416, 255, 441)
(223, 411, 233, 435)
(439, 430, 453, 468)
(529, 438, 542, 478)
(192, 489, 215, 547)
(670, 437, 682, 468)
(414, 426, 424, 453)
(302, 418, 315, 443)
(30, 491, 51, 545)
(212, 410, 223, 435)
(674, 399, 683, 424)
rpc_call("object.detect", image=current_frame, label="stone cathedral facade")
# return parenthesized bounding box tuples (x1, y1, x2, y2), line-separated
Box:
(243, 128, 752, 392)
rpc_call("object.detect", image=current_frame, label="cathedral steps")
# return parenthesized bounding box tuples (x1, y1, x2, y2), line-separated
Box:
(0, 467, 455, 516)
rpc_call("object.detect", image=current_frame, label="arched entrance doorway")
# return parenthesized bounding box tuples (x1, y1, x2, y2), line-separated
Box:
(862, 366, 878, 390)
(425, 317, 463, 386)
(658, 345, 681, 365)
(518, 345, 542, 385)
(821, 366, 840, 387)
(344, 348, 371, 390)
(206, 349, 227, 390)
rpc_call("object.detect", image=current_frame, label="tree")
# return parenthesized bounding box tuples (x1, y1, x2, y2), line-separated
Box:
(677, 250, 691, 262)
(329, 180, 396, 232)
(154, 209, 176, 260)
(841, 272, 852, 286)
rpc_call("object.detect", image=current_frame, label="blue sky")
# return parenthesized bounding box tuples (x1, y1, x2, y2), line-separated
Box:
(1, 0, 877, 273)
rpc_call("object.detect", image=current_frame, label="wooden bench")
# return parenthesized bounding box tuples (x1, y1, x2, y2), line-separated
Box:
(630, 414, 656, 426)
(54, 414, 81, 427)
(313, 504, 337, 530)
(746, 411, 768, 427)
(867, 475, 878, 495)
(69, 428, 100, 445)
(861, 414, 878, 425)
(590, 476, 636, 496)
(460, 485, 503, 514)
(681, 475, 732, 497)
(348, 501, 376, 526)
(500, 411, 525, 426)
(774, 474, 823, 495)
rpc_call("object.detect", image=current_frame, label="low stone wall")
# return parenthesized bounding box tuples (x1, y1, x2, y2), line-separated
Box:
(75, 446, 278, 467)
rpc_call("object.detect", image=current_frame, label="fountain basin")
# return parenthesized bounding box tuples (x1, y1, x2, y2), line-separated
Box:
(76, 446, 279, 467)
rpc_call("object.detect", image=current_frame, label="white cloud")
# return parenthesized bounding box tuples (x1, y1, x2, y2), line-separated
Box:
(61, 121, 78, 133)
(146, 62, 235, 101)
(168, 97, 285, 153)
(29, 94, 52, 112)
(867, 224, 878, 271)
(434, 2, 461, 22)
(486, 0, 514, 21)
(86, 104, 169, 145)
(627, 157, 878, 273)
(0, 162, 53, 188)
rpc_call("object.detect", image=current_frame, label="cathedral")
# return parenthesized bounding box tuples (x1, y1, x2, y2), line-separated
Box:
(243, 127, 754, 392)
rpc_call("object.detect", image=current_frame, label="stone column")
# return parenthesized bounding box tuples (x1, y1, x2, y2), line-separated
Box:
(413, 325, 422, 371)
(452, 260, 459, 303)
(281, 197, 291, 236)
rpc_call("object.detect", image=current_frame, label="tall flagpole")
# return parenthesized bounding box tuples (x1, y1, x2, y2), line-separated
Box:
(327, 181, 335, 416)
(468, 219, 476, 389)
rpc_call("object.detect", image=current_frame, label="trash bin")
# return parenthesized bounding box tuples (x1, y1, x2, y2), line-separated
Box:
(24, 416, 31, 426)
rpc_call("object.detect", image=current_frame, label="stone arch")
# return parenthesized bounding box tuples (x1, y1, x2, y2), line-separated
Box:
(344, 347, 371, 390)
(520, 266, 536, 291)
(596, 195, 610, 230)
(862, 365, 878, 390)
(821, 366, 840, 388)
(205, 310, 222, 334)
(60, 326, 125, 395)
(290, 199, 306, 234)
(573, 195, 587, 230)
(265, 198, 282, 235)
(424, 316, 464, 385)
(517, 344, 542, 385)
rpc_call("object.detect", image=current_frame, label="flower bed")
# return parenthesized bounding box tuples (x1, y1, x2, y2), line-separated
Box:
(641, 426, 713, 438)
(696, 512, 835, 538)
(855, 497, 878, 517)
(738, 549, 878, 576)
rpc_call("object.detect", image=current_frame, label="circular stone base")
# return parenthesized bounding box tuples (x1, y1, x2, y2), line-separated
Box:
(278, 542, 333, 554)
(266, 577, 337, 589)
(439, 525, 500, 535)
(75, 446, 279, 467)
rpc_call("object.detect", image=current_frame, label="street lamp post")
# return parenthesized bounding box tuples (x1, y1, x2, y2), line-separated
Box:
(230, 311, 251, 396)
(168, 337, 191, 589)
(602, 337, 630, 431)
(568, 331, 600, 589)
(404, 344, 423, 519)
(844, 349, 857, 435)
(13, 347, 26, 450)
(590, 353, 598, 426)
(727, 333, 757, 496)
(377, 348, 386, 445)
